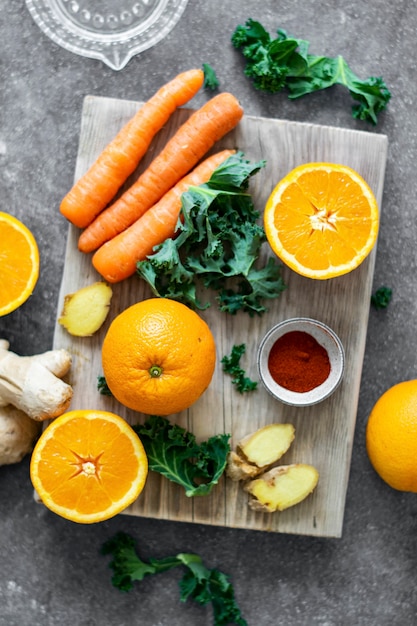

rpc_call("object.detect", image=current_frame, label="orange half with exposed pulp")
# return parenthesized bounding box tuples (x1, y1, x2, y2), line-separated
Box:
(0, 211, 40, 315)
(264, 163, 379, 279)
(30, 410, 148, 524)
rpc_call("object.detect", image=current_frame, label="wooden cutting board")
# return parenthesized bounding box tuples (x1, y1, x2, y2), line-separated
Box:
(53, 95, 388, 538)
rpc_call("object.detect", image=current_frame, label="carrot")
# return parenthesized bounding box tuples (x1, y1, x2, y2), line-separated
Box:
(78, 92, 244, 253)
(60, 69, 204, 228)
(92, 149, 236, 283)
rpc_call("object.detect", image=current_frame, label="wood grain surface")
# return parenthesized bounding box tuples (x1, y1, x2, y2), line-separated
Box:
(53, 95, 388, 538)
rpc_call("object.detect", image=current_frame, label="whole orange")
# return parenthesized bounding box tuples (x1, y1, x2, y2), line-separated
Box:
(366, 380, 417, 492)
(102, 298, 216, 415)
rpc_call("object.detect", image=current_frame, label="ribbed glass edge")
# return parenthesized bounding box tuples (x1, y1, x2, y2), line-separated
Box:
(25, 0, 189, 70)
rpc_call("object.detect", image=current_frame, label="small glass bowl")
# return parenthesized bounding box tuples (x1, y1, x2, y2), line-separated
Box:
(25, 0, 190, 70)
(257, 317, 345, 406)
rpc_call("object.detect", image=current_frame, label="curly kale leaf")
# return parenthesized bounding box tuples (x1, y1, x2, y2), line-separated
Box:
(133, 415, 230, 497)
(101, 532, 157, 591)
(97, 375, 112, 396)
(232, 21, 306, 93)
(371, 286, 392, 309)
(221, 344, 257, 393)
(136, 152, 285, 316)
(213, 258, 285, 316)
(232, 19, 391, 124)
(203, 63, 220, 90)
(180, 566, 248, 626)
(101, 532, 247, 625)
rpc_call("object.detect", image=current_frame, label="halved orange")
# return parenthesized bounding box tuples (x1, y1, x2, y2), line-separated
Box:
(264, 163, 379, 279)
(30, 410, 148, 524)
(0, 211, 40, 316)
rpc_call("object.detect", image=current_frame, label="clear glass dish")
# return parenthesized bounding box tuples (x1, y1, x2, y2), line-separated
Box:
(25, 0, 189, 70)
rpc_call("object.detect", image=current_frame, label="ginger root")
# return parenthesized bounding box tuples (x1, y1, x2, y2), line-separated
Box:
(58, 282, 112, 337)
(0, 405, 41, 465)
(226, 423, 295, 481)
(0, 339, 73, 421)
(244, 464, 319, 512)
(227, 423, 319, 513)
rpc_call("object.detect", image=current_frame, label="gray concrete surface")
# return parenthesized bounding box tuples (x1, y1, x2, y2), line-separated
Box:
(1, 1, 417, 624)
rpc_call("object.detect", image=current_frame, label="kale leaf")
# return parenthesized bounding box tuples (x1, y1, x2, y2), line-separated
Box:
(101, 531, 247, 626)
(203, 63, 220, 89)
(221, 344, 258, 393)
(97, 375, 112, 396)
(133, 415, 230, 497)
(136, 151, 286, 316)
(371, 286, 392, 309)
(231, 19, 391, 125)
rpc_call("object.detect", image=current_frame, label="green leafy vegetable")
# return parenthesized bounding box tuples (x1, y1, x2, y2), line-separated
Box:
(231, 19, 391, 125)
(101, 532, 247, 626)
(133, 415, 230, 497)
(203, 63, 220, 89)
(371, 286, 392, 309)
(136, 152, 286, 316)
(97, 375, 112, 396)
(221, 344, 258, 393)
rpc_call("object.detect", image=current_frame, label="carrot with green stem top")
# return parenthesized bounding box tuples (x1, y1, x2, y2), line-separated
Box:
(92, 149, 235, 283)
(78, 92, 244, 253)
(60, 69, 205, 229)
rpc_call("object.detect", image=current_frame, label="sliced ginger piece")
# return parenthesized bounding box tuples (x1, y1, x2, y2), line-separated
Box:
(238, 423, 295, 468)
(227, 423, 295, 481)
(244, 463, 319, 513)
(59, 282, 112, 337)
(226, 450, 261, 481)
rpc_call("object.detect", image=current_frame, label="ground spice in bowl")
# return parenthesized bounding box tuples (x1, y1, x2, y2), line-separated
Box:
(268, 330, 331, 393)
(257, 317, 345, 406)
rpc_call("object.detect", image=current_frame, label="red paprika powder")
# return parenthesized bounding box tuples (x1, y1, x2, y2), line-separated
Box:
(267, 330, 330, 393)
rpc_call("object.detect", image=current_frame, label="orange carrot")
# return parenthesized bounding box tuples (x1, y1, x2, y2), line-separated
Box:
(78, 92, 244, 253)
(92, 150, 235, 283)
(60, 69, 204, 228)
